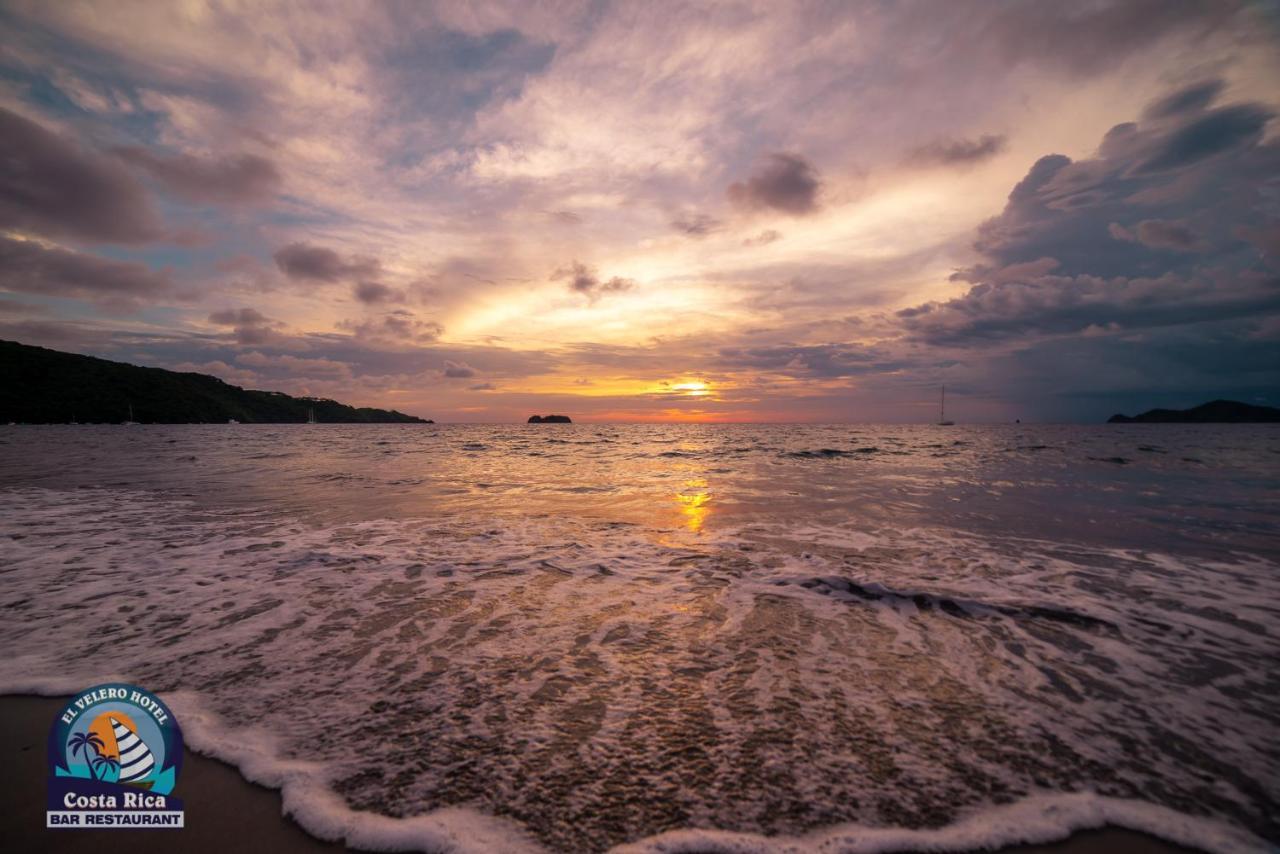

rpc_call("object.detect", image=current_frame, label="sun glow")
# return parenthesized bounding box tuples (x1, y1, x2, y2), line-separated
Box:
(671, 381, 710, 397)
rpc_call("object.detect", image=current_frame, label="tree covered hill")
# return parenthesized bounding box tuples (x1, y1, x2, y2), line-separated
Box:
(1107, 399, 1279, 423)
(0, 339, 431, 424)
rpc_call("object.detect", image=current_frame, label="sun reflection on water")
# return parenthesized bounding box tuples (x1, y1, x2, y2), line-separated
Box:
(674, 477, 711, 532)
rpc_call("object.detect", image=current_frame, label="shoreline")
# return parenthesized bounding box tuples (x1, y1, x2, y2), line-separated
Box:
(2, 694, 1205, 854)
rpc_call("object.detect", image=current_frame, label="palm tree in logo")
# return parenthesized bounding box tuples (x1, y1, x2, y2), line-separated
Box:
(93, 753, 121, 782)
(67, 731, 106, 780)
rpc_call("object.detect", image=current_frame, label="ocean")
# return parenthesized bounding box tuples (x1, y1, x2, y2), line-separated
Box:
(1, 423, 1277, 852)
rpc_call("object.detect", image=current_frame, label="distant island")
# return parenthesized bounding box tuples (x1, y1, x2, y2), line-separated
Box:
(527, 414, 572, 423)
(0, 340, 432, 424)
(1107, 399, 1279, 424)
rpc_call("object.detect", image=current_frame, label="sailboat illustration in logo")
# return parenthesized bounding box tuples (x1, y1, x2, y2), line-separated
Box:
(47, 682, 185, 829)
(109, 716, 156, 786)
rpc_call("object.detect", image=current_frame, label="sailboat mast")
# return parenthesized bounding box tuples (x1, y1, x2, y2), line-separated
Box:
(940, 386, 945, 422)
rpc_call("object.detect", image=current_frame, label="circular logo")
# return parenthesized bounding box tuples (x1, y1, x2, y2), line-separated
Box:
(47, 683, 185, 829)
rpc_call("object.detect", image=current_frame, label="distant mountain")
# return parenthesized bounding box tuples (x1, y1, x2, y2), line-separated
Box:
(527, 414, 572, 423)
(0, 339, 432, 424)
(1107, 399, 1280, 424)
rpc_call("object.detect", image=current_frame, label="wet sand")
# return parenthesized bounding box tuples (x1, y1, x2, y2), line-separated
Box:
(1, 695, 1198, 853)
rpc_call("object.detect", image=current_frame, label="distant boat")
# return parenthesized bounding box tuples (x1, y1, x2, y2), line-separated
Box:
(123, 404, 139, 426)
(307, 408, 317, 424)
(937, 386, 954, 425)
(228, 418, 240, 424)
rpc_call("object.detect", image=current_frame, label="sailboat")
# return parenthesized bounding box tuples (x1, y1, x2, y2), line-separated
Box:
(123, 404, 139, 426)
(307, 407, 317, 424)
(937, 386, 954, 425)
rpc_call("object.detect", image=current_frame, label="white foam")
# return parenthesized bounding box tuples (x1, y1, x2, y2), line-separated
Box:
(164, 690, 541, 853)
(613, 793, 1267, 853)
(3, 486, 1276, 852)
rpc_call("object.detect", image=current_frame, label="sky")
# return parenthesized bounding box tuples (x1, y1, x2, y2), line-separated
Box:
(1, 0, 1278, 423)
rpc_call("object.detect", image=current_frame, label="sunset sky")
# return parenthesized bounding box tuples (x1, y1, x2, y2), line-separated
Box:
(2, 1, 1278, 422)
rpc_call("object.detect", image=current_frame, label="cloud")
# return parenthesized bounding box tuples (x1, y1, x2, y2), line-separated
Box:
(716, 343, 888, 378)
(670, 212, 721, 237)
(238, 351, 353, 380)
(0, 235, 171, 309)
(442, 360, 476, 378)
(115, 147, 281, 205)
(1132, 103, 1272, 174)
(546, 210, 582, 224)
(353, 281, 403, 304)
(728, 153, 820, 215)
(0, 296, 43, 315)
(743, 229, 782, 247)
(337, 310, 442, 343)
(1143, 79, 1227, 120)
(897, 84, 1280, 354)
(898, 271, 1280, 346)
(468, 382, 496, 391)
(908, 134, 1007, 166)
(0, 108, 161, 244)
(974, 0, 1239, 77)
(963, 85, 1278, 282)
(1108, 219, 1205, 252)
(552, 261, 634, 302)
(274, 243, 381, 282)
(207, 306, 284, 345)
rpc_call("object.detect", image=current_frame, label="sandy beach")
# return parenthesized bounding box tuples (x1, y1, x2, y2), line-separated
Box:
(3, 695, 1199, 854)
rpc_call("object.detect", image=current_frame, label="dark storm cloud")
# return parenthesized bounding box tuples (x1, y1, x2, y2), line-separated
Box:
(962, 87, 1277, 282)
(898, 272, 1280, 347)
(0, 108, 161, 244)
(115, 147, 281, 205)
(908, 134, 1007, 166)
(552, 261, 634, 302)
(1108, 219, 1205, 252)
(1143, 79, 1227, 120)
(973, 317, 1280, 422)
(670, 212, 721, 237)
(896, 82, 1280, 359)
(1132, 104, 1272, 174)
(0, 235, 172, 308)
(274, 242, 381, 282)
(728, 153, 820, 215)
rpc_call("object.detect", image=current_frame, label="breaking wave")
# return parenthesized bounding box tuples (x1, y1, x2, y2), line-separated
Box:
(2, 483, 1277, 851)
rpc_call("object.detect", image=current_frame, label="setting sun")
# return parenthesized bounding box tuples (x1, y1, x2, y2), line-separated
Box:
(671, 381, 711, 397)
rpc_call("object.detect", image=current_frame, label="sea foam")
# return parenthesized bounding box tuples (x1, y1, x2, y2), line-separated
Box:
(2, 483, 1276, 852)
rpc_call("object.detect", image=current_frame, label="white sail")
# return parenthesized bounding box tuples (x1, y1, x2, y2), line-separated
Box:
(109, 717, 155, 784)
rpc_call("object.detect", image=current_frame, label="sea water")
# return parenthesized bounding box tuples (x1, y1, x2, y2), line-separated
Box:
(0, 423, 1276, 852)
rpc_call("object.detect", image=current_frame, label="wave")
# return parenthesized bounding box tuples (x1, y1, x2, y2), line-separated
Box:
(783, 447, 879, 459)
(790, 576, 1116, 630)
(3, 487, 1276, 852)
(3, 675, 1267, 853)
